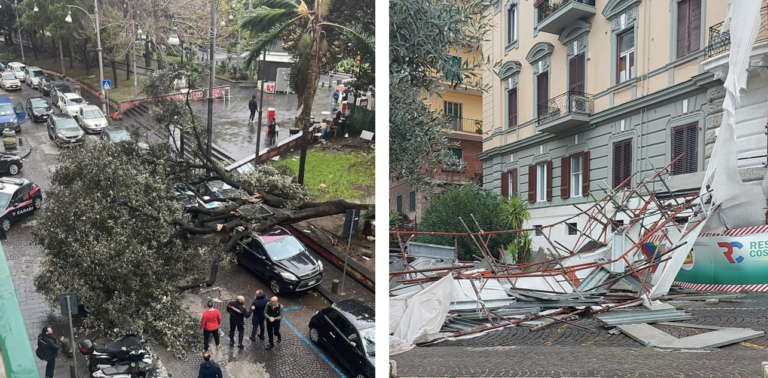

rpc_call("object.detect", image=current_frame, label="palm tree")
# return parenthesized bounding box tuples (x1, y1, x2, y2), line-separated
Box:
(240, 0, 374, 184)
(502, 195, 533, 264)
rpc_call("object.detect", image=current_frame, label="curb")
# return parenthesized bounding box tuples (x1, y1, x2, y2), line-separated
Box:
(315, 284, 342, 304)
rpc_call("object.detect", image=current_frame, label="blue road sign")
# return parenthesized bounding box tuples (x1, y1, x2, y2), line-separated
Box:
(102, 80, 112, 90)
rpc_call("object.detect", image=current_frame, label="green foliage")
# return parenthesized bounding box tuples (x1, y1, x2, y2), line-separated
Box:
(0, 51, 16, 60)
(418, 184, 516, 261)
(336, 60, 353, 73)
(501, 195, 533, 263)
(347, 107, 375, 136)
(272, 149, 375, 201)
(390, 212, 400, 231)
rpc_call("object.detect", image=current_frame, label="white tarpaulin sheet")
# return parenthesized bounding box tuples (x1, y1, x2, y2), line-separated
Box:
(391, 274, 455, 346)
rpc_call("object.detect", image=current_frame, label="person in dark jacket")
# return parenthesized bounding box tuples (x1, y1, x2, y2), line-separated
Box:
(249, 290, 269, 341)
(197, 352, 223, 378)
(267, 119, 277, 147)
(0, 223, 7, 241)
(37, 326, 63, 378)
(227, 295, 251, 349)
(264, 296, 284, 350)
(332, 89, 339, 110)
(248, 95, 258, 123)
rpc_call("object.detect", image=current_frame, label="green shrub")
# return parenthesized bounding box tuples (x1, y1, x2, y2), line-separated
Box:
(346, 107, 375, 136)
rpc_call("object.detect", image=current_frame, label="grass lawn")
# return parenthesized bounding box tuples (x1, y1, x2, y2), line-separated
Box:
(272, 148, 375, 201)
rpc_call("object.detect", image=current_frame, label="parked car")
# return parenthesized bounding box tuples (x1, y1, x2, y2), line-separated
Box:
(0, 97, 26, 132)
(100, 125, 131, 143)
(24, 66, 44, 89)
(0, 60, 9, 71)
(50, 83, 75, 107)
(75, 105, 108, 133)
(47, 114, 85, 147)
(0, 72, 21, 91)
(235, 226, 324, 294)
(308, 299, 375, 378)
(0, 177, 43, 232)
(57, 93, 88, 117)
(25, 97, 52, 123)
(6, 62, 26, 82)
(0, 153, 23, 176)
(38, 75, 56, 96)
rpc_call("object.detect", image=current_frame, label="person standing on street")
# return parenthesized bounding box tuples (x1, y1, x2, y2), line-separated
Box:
(199, 299, 222, 352)
(332, 89, 339, 110)
(197, 352, 223, 378)
(36, 326, 63, 378)
(227, 295, 251, 349)
(0, 223, 8, 241)
(267, 119, 277, 147)
(248, 95, 258, 123)
(249, 290, 269, 341)
(264, 296, 284, 350)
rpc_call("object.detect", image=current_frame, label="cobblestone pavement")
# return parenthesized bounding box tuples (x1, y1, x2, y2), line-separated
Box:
(393, 295, 768, 377)
(2, 84, 359, 378)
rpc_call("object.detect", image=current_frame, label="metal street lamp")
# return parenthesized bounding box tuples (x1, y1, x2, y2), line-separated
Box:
(64, 1, 107, 115)
(0, 0, 25, 63)
(33, 3, 37, 12)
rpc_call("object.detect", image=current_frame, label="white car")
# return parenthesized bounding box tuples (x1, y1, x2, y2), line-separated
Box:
(57, 93, 88, 117)
(6, 62, 26, 82)
(0, 72, 21, 91)
(24, 66, 44, 89)
(75, 105, 108, 133)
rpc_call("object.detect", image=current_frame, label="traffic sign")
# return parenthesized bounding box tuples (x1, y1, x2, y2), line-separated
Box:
(102, 80, 111, 91)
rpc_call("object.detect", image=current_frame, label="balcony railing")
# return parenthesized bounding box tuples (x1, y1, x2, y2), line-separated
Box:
(706, 21, 731, 59)
(536, 0, 596, 24)
(446, 117, 483, 135)
(537, 91, 593, 125)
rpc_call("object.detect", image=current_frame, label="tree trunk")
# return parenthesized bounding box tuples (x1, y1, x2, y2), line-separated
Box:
(153, 43, 165, 70)
(144, 41, 151, 67)
(31, 32, 38, 60)
(52, 36, 57, 62)
(296, 25, 323, 185)
(68, 41, 73, 68)
(111, 60, 118, 89)
(82, 43, 90, 75)
(125, 52, 130, 80)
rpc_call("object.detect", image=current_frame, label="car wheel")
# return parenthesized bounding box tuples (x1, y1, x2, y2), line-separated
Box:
(8, 163, 19, 175)
(309, 327, 320, 344)
(269, 278, 281, 295)
(1, 218, 10, 232)
(33, 197, 42, 210)
(355, 374, 366, 378)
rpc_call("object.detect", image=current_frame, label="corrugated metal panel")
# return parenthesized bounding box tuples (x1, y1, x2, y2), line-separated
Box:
(596, 309, 693, 326)
(407, 242, 457, 261)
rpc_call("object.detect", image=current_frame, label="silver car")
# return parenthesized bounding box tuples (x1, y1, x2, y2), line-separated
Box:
(0, 72, 21, 91)
(75, 105, 108, 133)
(24, 67, 45, 89)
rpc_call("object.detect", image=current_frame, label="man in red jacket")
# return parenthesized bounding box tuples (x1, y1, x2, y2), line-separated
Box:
(199, 300, 222, 352)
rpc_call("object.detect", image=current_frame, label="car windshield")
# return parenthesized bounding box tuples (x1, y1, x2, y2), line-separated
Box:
(0, 192, 11, 209)
(13, 66, 23, 72)
(30, 70, 42, 77)
(82, 109, 103, 119)
(262, 235, 304, 261)
(41, 76, 54, 84)
(55, 118, 80, 130)
(0, 104, 14, 116)
(30, 99, 48, 109)
(108, 130, 130, 142)
(55, 86, 73, 94)
(359, 328, 375, 357)
(2, 73, 15, 80)
(68, 97, 85, 105)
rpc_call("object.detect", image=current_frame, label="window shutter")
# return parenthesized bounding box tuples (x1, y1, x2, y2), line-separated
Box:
(677, 0, 690, 58)
(582, 151, 590, 196)
(546, 160, 553, 201)
(690, 0, 701, 53)
(537, 73, 549, 117)
(511, 168, 518, 195)
(501, 171, 509, 198)
(569, 54, 585, 93)
(561, 156, 571, 199)
(612, 142, 622, 188)
(528, 165, 537, 204)
(613, 140, 632, 188)
(672, 127, 685, 174)
(508, 89, 518, 128)
(622, 140, 632, 188)
(686, 124, 698, 173)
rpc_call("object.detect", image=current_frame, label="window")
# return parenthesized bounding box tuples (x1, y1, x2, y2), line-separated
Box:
(527, 162, 551, 204)
(396, 195, 403, 213)
(676, 0, 702, 58)
(409, 191, 416, 211)
(617, 30, 635, 83)
(507, 88, 518, 128)
(501, 168, 518, 198)
(507, 6, 518, 45)
(613, 139, 632, 188)
(569, 53, 585, 93)
(672, 123, 698, 175)
(443, 148, 464, 172)
(534, 225, 543, 236)
(536, 72, 549, 117)
(444, 55, 462, 83)
(566, 222, 578, 236)
(444, 101, 463, 131)
(571, 155, 583, 198)
(536, 163, 547, 202)
(560, 152, 589, 199)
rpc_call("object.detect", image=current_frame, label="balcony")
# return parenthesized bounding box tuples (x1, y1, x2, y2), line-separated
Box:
(536, 91, 593, 134)
(706, 22, 731, 59)
(445, 117, 483, 136)
(535, 0, 596, 35)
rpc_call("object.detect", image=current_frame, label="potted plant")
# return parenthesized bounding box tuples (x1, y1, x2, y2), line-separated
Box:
(3, 129, 16, 149)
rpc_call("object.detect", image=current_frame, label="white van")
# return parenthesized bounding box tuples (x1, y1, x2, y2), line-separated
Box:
(6, 62, 26, 82)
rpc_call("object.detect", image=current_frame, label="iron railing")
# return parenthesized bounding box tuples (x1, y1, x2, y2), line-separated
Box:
(706, 21, 731, 59)
(446, 117, 483, 135)
(537, 91, 593, 125)
(536, 0, 596, 24)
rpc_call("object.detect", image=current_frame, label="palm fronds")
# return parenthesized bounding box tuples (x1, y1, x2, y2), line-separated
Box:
(242, 18, 299, 68)
(240, 7, 295, 33)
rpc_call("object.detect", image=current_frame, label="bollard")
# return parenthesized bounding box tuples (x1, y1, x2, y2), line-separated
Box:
(331, 279, 340, 293)
(69, 365, 76, 378)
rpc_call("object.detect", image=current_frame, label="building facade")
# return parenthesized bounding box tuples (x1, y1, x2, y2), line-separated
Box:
(480, 0, 768, 248)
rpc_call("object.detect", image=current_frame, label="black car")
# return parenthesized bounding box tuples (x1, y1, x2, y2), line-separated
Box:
(235, 226, 324, 294)
(50, 83, 75, 106)
(0, 153, 22, 176)
(0, 177, 43, 232)
(38, 75, 56, 96)
(309, 300, 375, 378)
(26, 97, 52, 123)
(47, 114, 85, 147)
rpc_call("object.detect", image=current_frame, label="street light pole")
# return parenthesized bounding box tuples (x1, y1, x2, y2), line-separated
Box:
(254, 49, 266, 167)
(93, 0, 106, 114)
(206, 0, 216, 162)
(133, 21, 138, 98)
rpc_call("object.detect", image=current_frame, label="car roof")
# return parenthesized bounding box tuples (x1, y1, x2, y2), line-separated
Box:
(28, 97, 47, 103)
(79, 105, 100, 112)
(0, 97, 12, 104)
(51, 113, 74, 120)
(0, 178, 29, 193)
(7, 62, 23, 66)
(63, 93, 82, 99)
(331, 299, 375, 329)
(26, 66, 42, 71)
(104, 125, 127, 133)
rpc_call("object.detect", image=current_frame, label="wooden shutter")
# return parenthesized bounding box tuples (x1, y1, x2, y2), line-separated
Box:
(569, 54, 585, 94)
(677, 0, 690, 58)
(508, 89, 518, 128)
(689, 0, 701, 53)
(613, 139, 632, 188)
(501, 171, 509, 198)
(561, 156, 571, 199)
(528, 165, 537, 204)
(546, 161, 553, 201)
(672, 123, 698, 175)
(511, 168, 518, 195)
(536, 73, 549, 117)
(672, 127, 685, 174)
(582, 151, 590, 196)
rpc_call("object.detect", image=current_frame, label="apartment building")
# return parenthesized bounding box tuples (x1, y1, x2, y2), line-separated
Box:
(390, 50, 484, 223)
(480, 0, 768, 247)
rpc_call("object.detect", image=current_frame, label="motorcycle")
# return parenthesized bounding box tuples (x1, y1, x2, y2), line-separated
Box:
(78, 316, 153, 374)
(90, 351, 157, 378)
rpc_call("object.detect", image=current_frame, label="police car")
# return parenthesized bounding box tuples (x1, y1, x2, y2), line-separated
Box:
(0, 178, 43, 231)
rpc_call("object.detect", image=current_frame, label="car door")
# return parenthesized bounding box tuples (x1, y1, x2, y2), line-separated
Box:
(14, 184, 33, 217)
(14, 102, 25, 124)
(249, 240, 270, 278)
(323, 310, 357, 372)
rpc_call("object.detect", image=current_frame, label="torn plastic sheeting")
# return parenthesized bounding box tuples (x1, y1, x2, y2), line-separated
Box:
(392, 274, 455, 345)
(648, 220, 708, 299)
